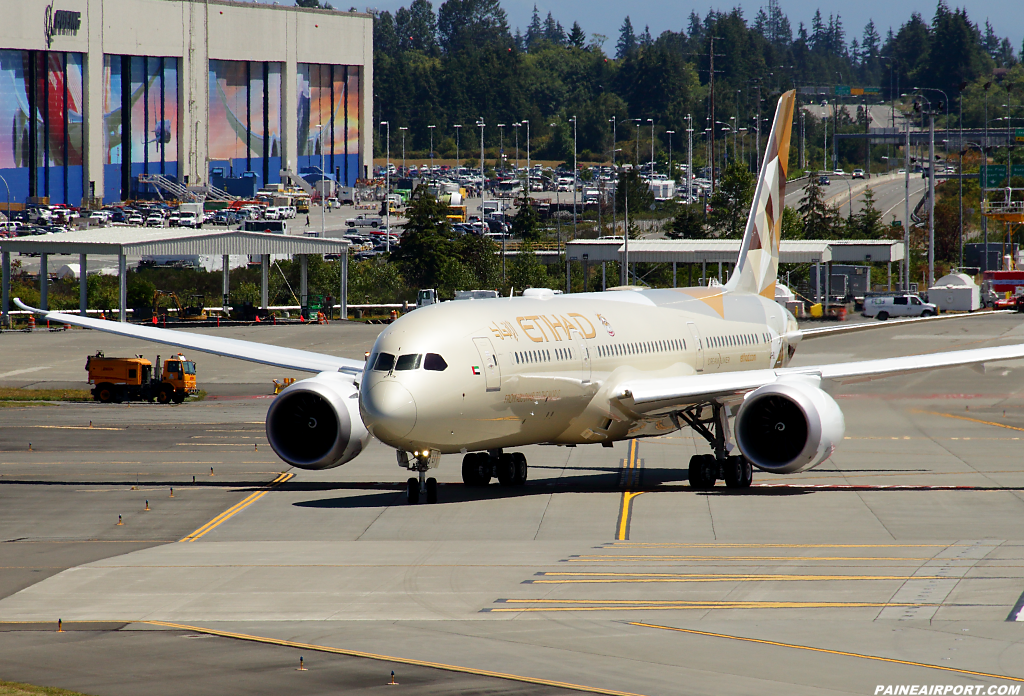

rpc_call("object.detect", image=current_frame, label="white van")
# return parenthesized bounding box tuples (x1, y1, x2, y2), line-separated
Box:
(862, 294, 938, 320)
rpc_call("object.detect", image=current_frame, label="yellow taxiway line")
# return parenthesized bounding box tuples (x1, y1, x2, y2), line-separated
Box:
(142, 621, 647, 696)
(179, 472, 293, 542)
(488, 601, 946, 612)
(616, 440, 643, 541)
(529, 572, 945, 584)
(628, 621, 1024, 683)
(916, 409, 1024, 433)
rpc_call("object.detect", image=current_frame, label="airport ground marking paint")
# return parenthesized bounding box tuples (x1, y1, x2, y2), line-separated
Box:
(528, 572, 950, 584)
(485, 601, 960, 612)
(615, 440, 643, 541)
(627, 621, 1024, 683)
(142, 621, 647, 696)
(180, 472, 293, 542)
(916, 409, 1024, 433)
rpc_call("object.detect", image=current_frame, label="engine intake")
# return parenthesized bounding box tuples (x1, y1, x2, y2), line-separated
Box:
(266, 373, 369, 470)
(734, 378, 845, 474)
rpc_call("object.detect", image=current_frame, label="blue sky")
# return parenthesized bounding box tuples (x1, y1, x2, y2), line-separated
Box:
(272, 0, 1022, 56)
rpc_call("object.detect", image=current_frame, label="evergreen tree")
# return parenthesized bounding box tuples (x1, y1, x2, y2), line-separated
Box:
(707, 163, 755, 239)
(639, 25, 653, 47)
(667, 205, 708, 239)
(686, 11, 702, 40)
(567, 22, 586, 49)
(845, 188, 884, 238)
(982, 20, 1000, 60)
(797, 177, 840, 239)
(543, 12, 564, 45)
(616, 16, 637, 59)
(393, 187, 456, 288)
(525, 5, 543, 49)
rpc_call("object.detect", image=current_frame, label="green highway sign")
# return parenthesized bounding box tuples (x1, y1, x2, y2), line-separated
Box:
(1017, 128, 1024, 143)
(834, 85, 851, 96)
(864, 87, 881, 94)
(981, 164, 1024, 188)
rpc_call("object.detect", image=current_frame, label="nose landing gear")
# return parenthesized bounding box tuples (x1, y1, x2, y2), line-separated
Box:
(462, 450, 528, 487)
(399, 451, 438, 504)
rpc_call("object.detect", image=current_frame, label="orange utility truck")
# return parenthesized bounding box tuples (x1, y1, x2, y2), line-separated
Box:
(85, 351, 198, 403)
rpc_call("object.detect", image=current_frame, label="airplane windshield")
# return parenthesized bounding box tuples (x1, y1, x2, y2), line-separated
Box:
(395, 354, 422, 370)
(374, 353, 396, 371)
(423, 353, 448, 371)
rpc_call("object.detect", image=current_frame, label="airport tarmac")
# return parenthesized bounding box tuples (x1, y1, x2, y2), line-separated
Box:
(2, 313, 1024, 695)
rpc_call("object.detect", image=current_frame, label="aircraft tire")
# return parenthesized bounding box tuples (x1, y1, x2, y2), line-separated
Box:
(426, 477, 438, 504)
(496, 453, 517, 486)
(407, 477, 419, 504)
(462, 453, 490, 486)
(512, 453, 528, 485)
(724, 455, 753, 489)
(688, 454, 716, 490)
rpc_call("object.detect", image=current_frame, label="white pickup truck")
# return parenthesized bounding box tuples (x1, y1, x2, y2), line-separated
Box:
(346, 214, 383, 228)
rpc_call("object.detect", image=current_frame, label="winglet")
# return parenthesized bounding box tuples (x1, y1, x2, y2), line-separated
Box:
(13, 298, 44, 314)
(724, 90, 796, 299)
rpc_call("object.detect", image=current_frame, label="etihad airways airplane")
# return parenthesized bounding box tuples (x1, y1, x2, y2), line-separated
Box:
(17, 90, 1024, 504)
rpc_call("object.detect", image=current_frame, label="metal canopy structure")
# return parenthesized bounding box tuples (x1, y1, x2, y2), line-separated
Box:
(1, 228, 350, 324)
(567, 239, 904, 265)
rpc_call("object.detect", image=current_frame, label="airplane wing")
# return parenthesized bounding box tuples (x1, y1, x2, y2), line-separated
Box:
(618, 341, 1024, 411)
(14, 299, 365, 376)
(798, 310, 1013, 339)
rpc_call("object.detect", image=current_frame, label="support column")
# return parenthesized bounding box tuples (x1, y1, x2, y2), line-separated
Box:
(84, 0, 105, 204)
(887, 262, 891, 291)
(717, 261, 722, 283)
(2, 251, 9, 326)
(701, 260, 706, 285)
(39, 254, 48, 311)
(282, 19, 298, 178)
(79, 254, 87, 315)
(814, 262, 821, 305)
(222, 255, 230, 310)
(601, 262, 606, 291)
(673, 261, 677, 287)
(340, 247, 348, 321)
(299, 254, 308, 311)
(118, 252, 126, 322)
(261, 254, 269, 309)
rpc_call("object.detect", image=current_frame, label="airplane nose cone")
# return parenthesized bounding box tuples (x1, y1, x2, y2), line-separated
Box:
(361, 381, 417, 441)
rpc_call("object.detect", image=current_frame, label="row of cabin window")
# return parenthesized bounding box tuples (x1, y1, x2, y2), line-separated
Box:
(515, 347, 574, 365)
(703, 332, 770, 350)
(371, 352, 448, 372)
(597, 338, 685, 359)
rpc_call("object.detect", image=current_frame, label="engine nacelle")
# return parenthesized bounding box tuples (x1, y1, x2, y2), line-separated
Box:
(265, 373, 370, 470)
(734, 378, 845, 474)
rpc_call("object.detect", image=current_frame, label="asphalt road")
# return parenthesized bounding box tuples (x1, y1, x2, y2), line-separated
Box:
(2, 312, 1024, 695)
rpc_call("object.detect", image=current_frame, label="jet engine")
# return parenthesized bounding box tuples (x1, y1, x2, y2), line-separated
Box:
(265, 373, 369, 470)
(733, 378, 845, 474)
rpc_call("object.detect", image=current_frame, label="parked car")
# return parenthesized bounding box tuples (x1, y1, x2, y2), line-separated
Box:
(145, 214, 163, 227)
(862, 294, 938, 320)
(127, 213, 144, 225)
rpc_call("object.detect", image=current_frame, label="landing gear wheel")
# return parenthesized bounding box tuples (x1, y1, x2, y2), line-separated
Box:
(723, 455, 753, 489)
(407, 477, 419, 504)
(876, 311, 889, 321)
(96, 383, 115, 403)
(157, 387, 172, 404)
(461, 453, 491, 486)
(497, 453, 517, 486)
(688, 454, 717, 490)
(511, 452, 528, 486)
(426, 477, 438, 504)
(172, 390, 186, 404)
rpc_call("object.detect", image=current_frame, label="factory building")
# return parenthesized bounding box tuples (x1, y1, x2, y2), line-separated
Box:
(0, 0, 372, 207)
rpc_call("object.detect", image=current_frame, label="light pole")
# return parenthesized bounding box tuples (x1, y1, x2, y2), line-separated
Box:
(477, 118, 485, 219)
(522, 119, 530, 180)
(512, 122, 521, 173)
(686, 115, 693, 204)
(496, 124, 506, 176)
(914, 92, 937, 288)
(398, 126, 407, 176)
(665, 130, 675, 182)
(571, 115, 578, 292)
(379, 121, 390, 252)
(647, 118, 654, 176)
(609, 116, 617, 235)
(453, 124, 462, 169)
(427, 124, 436, 180)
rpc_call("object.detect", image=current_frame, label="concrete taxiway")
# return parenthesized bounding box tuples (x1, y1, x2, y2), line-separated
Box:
(1, 313, 1024, 695)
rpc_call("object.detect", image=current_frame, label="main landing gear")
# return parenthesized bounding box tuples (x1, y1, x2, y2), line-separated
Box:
(678, 403, 752, 491)
(461, 450, 528, 487)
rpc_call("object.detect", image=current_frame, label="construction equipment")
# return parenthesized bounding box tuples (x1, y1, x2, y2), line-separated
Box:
(86, 351, 198, 404)
(154, 291, 208, 321)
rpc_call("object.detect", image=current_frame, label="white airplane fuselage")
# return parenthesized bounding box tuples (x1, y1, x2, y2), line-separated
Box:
(359, 287, 800, 454)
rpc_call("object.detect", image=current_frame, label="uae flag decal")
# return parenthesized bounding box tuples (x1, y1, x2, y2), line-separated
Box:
(471, 366, 481, 375)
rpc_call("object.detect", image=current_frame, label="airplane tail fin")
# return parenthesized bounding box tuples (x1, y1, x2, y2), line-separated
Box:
(724, 90, 796, 299)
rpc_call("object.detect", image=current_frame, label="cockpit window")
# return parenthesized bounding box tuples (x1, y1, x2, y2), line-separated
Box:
(395, 354, 422, 371)
(373, 353, 396, 371)
(424, 353, 448, 371)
